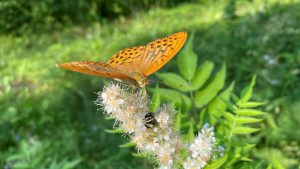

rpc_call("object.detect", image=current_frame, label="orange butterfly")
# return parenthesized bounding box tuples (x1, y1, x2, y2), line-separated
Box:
(57, 32, 188, 87)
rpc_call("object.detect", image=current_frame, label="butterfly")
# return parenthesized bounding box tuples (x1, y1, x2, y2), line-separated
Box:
(57, 31, 188, 87)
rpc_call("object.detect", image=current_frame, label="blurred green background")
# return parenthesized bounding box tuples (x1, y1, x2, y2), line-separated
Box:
(0, 0, 299, 168)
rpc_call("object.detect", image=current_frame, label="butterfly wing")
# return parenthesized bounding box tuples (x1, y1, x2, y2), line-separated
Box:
(141, 32, 188, 76)
(57, 61, 133, 81)
(106, 32, 187, 77)
(106, 46, 145, 74)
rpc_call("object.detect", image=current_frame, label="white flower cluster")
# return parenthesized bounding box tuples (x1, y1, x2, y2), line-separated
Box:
(97, 84, 148, 134)
(97, 83, 216, 169)
(183, 124, 216, 169)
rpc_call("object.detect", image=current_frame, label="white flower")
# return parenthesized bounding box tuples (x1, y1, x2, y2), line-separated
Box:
(183, 157, 206, 169)
(183, 123, 216, 169)
(97, 83, 125, 115)
(155, 105, 174, 129)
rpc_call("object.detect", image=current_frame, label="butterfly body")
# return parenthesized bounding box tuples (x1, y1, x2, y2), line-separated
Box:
(58, 32, 188, 87)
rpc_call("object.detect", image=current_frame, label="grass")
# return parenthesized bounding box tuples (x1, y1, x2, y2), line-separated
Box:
(1, 0, 300, 168)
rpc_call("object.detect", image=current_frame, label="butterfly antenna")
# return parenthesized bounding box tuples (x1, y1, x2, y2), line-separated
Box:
(148, 79, 183, 87)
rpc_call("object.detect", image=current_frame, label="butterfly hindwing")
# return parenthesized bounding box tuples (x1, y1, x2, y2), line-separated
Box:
(58, 61, 133, 80)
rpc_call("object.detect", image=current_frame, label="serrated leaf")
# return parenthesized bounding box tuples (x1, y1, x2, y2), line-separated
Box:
(156, 73, 191, 91)
(233, 126, 260, 134)
(177, 31, 197, 80)
(205, 153, 228, 169)
(236, 117, 263, 124)
(119, 142, 136, 148)
(237, 109, 267, 116)
(150, 88, 182, 106)
(150, 85, 160, 112)
(223, 111, 235, 122)
(239, 75, 256, 104)
(191, 61, 214, 90)
(194, 63, 226, 108)
(105, 129, 124, 134)
(239, 101, 266, 108)
(208, 82, 235, 123)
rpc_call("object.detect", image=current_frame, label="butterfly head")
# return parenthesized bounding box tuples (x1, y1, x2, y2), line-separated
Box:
(130, 72, 148, 88)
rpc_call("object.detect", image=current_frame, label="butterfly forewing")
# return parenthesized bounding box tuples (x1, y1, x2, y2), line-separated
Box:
(107, 46, 145, 74)
(106, 32, 187, 77)
(141, 32, 188, 76)
(58, 61, 133, 80)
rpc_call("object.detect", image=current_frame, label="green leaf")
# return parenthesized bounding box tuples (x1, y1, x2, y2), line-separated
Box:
(12, 163, 31, 169)
(239, 75, 256, 104)
(222, 98, 237, 112)
(119, 142, 136, 148)
(237, 109, 267, 116)
(243, 143, 256, 152)
(156, 73, 191, 92)
(131, 152, 149, 158)
(177, 31, 197, 80)
(273, 160, 285, 169)
(105, 129, 124, 134)
(233, 126, 260, 134)
(194, 63, 226, 108)
(104, 116, 115, 120)
(208, 82, 235, 123)
(226, 154, 241, 166)
(236, 117, 263, 124)
(205, 153, 228, 169)
(191, 61, 214, 90)
(185, 122, 195, 141)
(181, 92, 192, 111)
(151, 88, 182, 105)
(197, 108, 207, 128)
(61, 159, 82, 169)
(174, 109, 182, 131)
(149, 85, 160, 112)
(223, 111, 235, 122)
(151, 88, 191, 110)
(240, 156, 253, 162)
(266, 164, 273, 169)
(239, 101, 266, 108)
(231, 93, 240, 104)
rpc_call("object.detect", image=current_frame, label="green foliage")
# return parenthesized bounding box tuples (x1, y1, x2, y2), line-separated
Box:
(6, 140, 82, 169)
(194, 63, 226, 108)
(0, 0, 196, 34)
(177, 31, 197, 81)
(191, 61, 214, 91)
